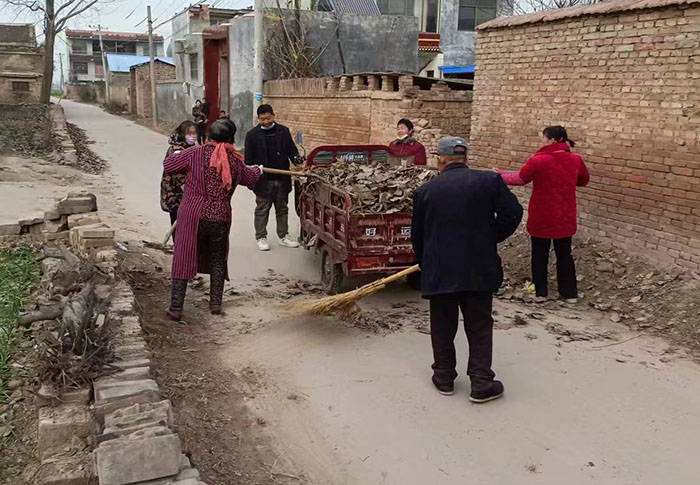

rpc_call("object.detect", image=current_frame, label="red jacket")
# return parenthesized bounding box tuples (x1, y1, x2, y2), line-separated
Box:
(388, 137, 427, 165)
(501, 143, 589, 239)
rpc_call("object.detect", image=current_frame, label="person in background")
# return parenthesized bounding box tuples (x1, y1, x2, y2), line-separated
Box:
(388, 118, 427, 166)
(412, 137, 522, 403)
(244, 104, 300, 251)
(219, 110, 230, 120)
(497, 125, 590, 304)
(160, 120, 197, 239)
(192, 100, 207, 145)
(163, 119, 263, 319)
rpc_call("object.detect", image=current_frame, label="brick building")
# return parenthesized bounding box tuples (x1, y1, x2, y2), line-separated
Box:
(0, 23, 43, 103)
(471, 0, 700, 272)
(129, 59, 176, 119)
(264, 73, 472, 166)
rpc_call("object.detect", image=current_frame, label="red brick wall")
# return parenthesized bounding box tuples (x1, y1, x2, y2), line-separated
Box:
(264, 75, 472, 167)
(471, 5, 700, 272)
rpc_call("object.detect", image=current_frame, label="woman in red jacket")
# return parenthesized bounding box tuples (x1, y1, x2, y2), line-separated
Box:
(499, 126, 590, 303)
(388, 118, 427, 165)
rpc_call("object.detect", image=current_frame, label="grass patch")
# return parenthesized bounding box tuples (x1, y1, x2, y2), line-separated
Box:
(0, 246, 39, 403)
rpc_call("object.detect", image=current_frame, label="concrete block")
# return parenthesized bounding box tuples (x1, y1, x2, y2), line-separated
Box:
(104, 400, 173, 428)
(44, 217, 67, 233)
(80, 237, 114, 249)
(44, 209, 61, 221)
(0, 223, 21, 236)
(101, 400, 174, 438)
(95, 249, 118, 263)
(110, 358, 152, 370)
(95, 379, 159, 402)
(67, 211, 101, 229)
(176, 468, 200, 481)
(111, 343, 150, 360)
(43, 231, 69, 242)
(29, 222, 46, 234)
(38, 405, 96, 453)
(61, 388, 92, 405)
(95, 367, 153, 389)
(19, 212, 44, 226)
(77, 224, 113, 239)
(57, 193, 97, 215)
(96, 430, 181, 485)
(36, 453, 97, 485)
(36, 383, 60, 407)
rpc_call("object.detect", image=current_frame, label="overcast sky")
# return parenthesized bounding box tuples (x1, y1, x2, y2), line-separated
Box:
(0, 0, 252, 50)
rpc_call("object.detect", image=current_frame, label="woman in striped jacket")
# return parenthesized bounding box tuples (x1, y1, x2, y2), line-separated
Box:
(163, 119, 263, 319)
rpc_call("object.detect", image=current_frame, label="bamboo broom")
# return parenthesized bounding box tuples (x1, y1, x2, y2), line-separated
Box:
(287, 264, 420, 316)
(162, 168, 315, 244)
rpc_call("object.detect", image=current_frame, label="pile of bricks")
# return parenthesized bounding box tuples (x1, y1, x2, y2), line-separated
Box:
(93, 281, 206, 485)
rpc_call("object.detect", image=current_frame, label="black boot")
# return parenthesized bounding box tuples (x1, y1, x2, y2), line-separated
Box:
(469, 380, 504, 403)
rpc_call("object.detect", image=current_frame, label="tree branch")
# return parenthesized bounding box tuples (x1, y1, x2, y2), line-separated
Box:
(55, 0, 98, 32)
(55, 0, 81, 18)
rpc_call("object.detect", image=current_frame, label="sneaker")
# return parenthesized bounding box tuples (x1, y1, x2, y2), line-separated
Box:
(279, 235, 300, 248)
(432, 376, 454, 396)
(256, 238, 270, 251)
(533, 296, 547, 303)
(564, 298, 578, 304)
(469, 380, 504, 404)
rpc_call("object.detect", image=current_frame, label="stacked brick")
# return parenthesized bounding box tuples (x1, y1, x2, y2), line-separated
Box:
(264, 74, 473, 167)
(94, 281, 207, 485)
(0, 193, 99, 244)
(470, 0, 700, 272)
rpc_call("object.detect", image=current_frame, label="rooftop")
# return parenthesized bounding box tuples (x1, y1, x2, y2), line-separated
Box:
(478, 0, 700, 29)
(65, 29, 164, 42)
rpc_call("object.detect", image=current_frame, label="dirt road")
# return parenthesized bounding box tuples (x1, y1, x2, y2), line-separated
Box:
(57, 101, 699, 485)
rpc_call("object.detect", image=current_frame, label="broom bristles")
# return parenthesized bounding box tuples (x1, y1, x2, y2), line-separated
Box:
(286, 281, 387, 316)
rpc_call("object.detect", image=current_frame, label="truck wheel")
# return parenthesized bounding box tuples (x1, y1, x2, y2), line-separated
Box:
(407, 270, 422, 291)
(321, 247, 343, 295)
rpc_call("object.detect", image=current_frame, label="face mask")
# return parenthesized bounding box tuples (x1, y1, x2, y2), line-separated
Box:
(185, 135, 197, 146)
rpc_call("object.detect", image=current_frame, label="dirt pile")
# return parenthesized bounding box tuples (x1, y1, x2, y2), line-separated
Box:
(498, 228, 700, 356)
(303, 163, 438, 214)
(65, 123, 107, 174)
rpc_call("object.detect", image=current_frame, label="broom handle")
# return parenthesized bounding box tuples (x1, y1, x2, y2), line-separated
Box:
(375, 264, 420, 286)
(163, 220, 176, 245)
(263, 167, 315, 177)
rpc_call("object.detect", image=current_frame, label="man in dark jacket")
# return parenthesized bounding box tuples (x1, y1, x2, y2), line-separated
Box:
(245, 104, 300, 251)
(411, 137, 523, 403)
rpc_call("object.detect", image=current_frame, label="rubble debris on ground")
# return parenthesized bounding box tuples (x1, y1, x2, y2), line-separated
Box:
(64, 122, 108, 174)
(301, 163, 438, 214)
(498, 228, 700, 356)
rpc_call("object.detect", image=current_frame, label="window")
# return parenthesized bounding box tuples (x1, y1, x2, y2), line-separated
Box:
(426, 70, 435, 78)
(377, 0, 414, 16)
(71, 40, 87, 54)
(12, 81, 30, 92)
(95, 63, 104, 78)
(458, 0, 497, 31)
(424, 0, 439, 32)
(73, 61, 88, 74)
(189, 54, 198, 82)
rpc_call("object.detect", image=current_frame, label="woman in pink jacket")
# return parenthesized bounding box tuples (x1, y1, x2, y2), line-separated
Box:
(499, 126, 590, 303)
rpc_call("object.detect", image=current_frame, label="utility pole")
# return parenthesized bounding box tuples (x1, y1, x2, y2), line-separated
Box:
(92, 24, 111, 102)
(147, 6, 158, 124)
(58, 53, 64, 94)
(253, 0, 263, 121)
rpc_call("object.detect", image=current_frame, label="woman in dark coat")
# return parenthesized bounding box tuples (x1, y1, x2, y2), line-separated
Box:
(192, 100, 207, 145)
(160, 120, 197, 236)
(163, 119, 263, 319)
(498, 126, 590, 303)
(388, 118, 427, 166)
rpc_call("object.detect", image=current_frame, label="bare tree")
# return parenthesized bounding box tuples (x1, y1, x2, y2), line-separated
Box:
(3, 0, 99, 104)
(264, 1, 321, 79)
(502, 0, 605, 16)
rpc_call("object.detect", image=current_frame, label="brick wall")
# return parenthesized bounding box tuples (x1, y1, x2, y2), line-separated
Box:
(131, 62, 175, 119)
(0, 34, 43, 104)
(471, 3, 700, 272)
(264, 74, 472, 167)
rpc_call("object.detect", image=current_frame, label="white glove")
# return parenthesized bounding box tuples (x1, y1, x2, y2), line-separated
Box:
(257, 165, 264, 175)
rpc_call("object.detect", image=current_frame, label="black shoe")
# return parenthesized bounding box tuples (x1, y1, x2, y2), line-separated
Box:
(469, 380, 504, 403)
(432, 376, 454, 396)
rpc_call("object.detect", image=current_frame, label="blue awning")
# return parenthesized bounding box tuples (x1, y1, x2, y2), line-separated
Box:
(439, 65, 475, 74)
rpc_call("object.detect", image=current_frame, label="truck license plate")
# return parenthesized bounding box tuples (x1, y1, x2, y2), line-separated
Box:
(400, 227, 411, 236)
(365, 227, 377, 237)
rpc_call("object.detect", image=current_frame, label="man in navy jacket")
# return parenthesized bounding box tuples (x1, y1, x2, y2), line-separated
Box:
(411, 137, 522, 403)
